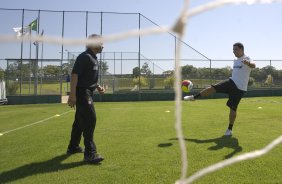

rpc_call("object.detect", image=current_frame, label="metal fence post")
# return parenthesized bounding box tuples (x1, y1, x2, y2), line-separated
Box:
(99, 12, 103, 87)
(85, 11, 88, 38)
(209, 59, 212, 85)
(19, 9, 25, 96)
(60, 11, 65, 96)
(138, 13, 141, 97)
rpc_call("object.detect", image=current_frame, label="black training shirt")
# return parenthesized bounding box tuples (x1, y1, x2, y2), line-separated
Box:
(72, 49, 99, 88)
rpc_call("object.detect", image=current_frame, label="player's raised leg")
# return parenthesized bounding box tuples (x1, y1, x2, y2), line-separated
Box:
(184, 86, 216, 101)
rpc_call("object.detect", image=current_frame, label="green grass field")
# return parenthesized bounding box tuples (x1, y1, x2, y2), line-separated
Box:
(0, 97, 281, 184)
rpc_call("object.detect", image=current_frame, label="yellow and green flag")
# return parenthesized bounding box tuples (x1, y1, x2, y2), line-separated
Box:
(29, 19, 37, 31)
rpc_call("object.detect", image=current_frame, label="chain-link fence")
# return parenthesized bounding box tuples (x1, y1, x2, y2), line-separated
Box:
(1, 8, 282, 96)
(2, 57, 282, 96)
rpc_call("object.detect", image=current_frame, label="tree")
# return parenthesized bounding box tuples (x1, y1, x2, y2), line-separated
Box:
(43, 65, 60, 77)
(133, 67, 140, 78)
(213, 67, 232, 79)
(181, 65, 197, 78)
(0, 67, 4, 80)
(141, 62, 152, 76)
(250, 68, 263, 82)
(141, 62, 154, 88)
(6, 60, 32, 78)
(100, 61, 109, 75)
(261, 65, 275, 76)
(62, 58, 75, 76)
(197, 67, 211, 79)
(248, 77, 255, 86)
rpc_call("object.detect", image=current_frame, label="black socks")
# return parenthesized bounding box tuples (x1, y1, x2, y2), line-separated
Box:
(193, 93, 201, 99)
(228, 124, 233, 130)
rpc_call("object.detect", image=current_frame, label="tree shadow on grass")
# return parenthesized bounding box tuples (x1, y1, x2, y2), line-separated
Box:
(170, 136, 243, 159)
(0, 153, 98, 183)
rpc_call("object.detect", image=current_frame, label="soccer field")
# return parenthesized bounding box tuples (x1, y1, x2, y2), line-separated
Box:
(0, 97, 281, 184)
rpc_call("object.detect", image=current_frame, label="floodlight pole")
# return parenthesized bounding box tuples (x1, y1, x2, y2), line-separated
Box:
(28, 14, 32, 95)
(60, 11, 65, 96)
(99, 12, 103, 87)
(85, 11, 88, 38)
(138, 13, 141, 97)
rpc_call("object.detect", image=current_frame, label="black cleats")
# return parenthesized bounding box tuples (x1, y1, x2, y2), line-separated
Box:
(84, 153, 104, 164)
(66, 146, 84, 154)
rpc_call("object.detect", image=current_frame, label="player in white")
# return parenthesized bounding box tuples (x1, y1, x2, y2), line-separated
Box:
(184, 42, 256, 136)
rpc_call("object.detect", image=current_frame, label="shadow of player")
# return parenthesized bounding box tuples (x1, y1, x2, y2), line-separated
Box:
(0, 153, 95, 183)
(170, 136, 243, 159)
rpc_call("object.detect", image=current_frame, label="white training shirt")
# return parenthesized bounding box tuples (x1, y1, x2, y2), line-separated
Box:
(230, 55, 253, 91)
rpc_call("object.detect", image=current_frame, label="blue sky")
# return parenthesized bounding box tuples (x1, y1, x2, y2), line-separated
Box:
(1, 0, 282, 72)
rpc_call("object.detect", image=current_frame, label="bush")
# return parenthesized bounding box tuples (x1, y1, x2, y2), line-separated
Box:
(7, 81, 19, 95)
(164, 75, 174, 89)
(0, 69, 4, 80)
(248, 77, 255, 86)
(264, 75, 273, 86)
(132, 76, 148, 87)
(149, 77, 155, 89)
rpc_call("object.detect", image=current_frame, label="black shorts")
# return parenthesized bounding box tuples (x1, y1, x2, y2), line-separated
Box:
(212, 79, 245, 111)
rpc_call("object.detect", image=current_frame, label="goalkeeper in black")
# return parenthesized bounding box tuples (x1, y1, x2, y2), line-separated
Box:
(67, 34, 105, 164)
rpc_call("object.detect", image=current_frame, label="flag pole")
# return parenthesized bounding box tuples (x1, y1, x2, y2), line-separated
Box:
(34, 11, 40, 96)
(34, 28, 38, 95)
(20, 9, 25, 96)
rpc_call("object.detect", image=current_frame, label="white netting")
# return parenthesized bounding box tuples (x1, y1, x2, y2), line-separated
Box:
(1, 0, 282, 183)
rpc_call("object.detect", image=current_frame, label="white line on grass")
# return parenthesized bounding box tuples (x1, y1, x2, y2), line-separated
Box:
(0, 110, 73, 136)
(0, 105, 173, 137)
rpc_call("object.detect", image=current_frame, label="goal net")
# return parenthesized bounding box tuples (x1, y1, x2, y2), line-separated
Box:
(0, 0, 282, 183)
